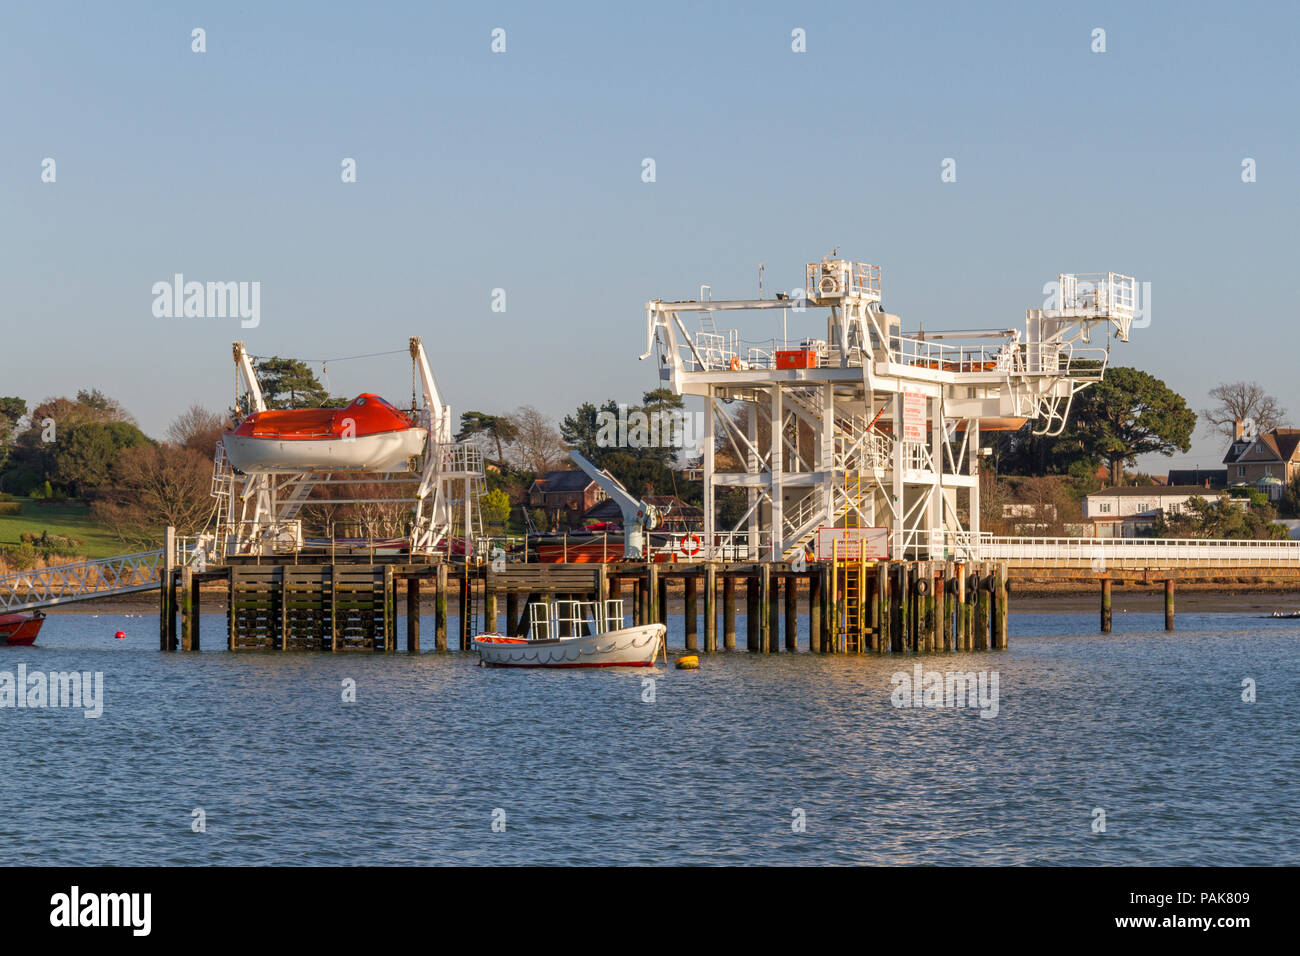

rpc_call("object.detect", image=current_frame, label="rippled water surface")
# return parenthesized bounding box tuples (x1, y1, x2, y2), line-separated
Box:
(2, 611, 1296, 865)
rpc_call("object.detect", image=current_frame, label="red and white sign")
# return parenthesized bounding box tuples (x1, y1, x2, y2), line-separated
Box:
(902, 391, 926, 443)
(816, 526, 890, 560)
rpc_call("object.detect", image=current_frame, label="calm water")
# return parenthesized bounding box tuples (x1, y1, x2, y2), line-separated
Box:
(2, 611, 1296, 865)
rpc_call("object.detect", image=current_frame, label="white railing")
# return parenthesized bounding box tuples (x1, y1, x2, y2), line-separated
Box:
(1057, 273, 1136, 317)
(931, 531, 1300, 568)
(703, 530, 774, 562)
(806, 260, 881, 301)
(0, 546, 199, 614)
(693, 330, 739, 370)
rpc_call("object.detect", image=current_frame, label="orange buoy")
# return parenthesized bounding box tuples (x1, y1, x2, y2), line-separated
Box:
(114, 630, 125, 639)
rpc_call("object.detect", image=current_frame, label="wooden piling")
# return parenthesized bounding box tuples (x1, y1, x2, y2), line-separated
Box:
(645, 563, 659, 626)
(704, 564, 718, 652)
(160, 526, 176, 651)
(956, 564, 967, 655)
(767, 570, 781, 652)
(1164, 579, 1175, 632)
(785, 574, 798, 651)
(506, 591, 520, 637)
(484, 586, 498, 639)
(887, 563, 902, 652)
(657, 572, 669, 628)
(383, 566, 396, 651)
(160, 568, 177, 651)
(876, 562, 890, 653)
(684, 573, 699, 651)
(463, 568, 475, 649)
(918, 562, 933, 653)
(937, 562, 950, 652)
(1100, 578, 1112, 634)
(404, 577, 420, 651)
(328, 567, 340, 652)
(179, 566, 195, 651)
(745, 574, 759, 651)
(974, 564, 990, 651)
(760, 563, 773, 652)
(994, 562, 1008, 649)
(723, 574, 736, 650)
(435, 563, 448, 651)
(808, 567, 822, 653)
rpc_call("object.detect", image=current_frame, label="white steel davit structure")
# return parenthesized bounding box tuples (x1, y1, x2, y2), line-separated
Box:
(210, 338, 485, 558)
(642, 255, 1141, 562)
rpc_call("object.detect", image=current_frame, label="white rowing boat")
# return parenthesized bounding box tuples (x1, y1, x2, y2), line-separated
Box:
(473, 598, 665, 668)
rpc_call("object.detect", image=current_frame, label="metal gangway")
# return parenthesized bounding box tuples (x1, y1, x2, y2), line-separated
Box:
(0, 547, 196, 614)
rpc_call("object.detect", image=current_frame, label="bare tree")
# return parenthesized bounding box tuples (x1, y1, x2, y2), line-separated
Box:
(92, 444, 215, 546)
(1202, 382, 1286, 439)
(507, 405, 565, 475)
(167, 404, 229, 456)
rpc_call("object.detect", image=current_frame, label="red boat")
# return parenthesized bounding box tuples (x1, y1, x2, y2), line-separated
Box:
(0, 611, 45, 646)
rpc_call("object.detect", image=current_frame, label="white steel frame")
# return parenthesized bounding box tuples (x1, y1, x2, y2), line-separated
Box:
(643, 257, 1138, 561)
(212, 338, 484, 559)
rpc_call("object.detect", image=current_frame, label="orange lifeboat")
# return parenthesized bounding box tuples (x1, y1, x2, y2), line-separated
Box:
(222, 394, 427, 473)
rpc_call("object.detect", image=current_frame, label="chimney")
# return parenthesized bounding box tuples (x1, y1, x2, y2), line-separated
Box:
(1233, 418, 1244, 441)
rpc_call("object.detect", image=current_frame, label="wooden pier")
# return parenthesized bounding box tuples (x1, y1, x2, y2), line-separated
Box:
(159, 558, 1014, 653)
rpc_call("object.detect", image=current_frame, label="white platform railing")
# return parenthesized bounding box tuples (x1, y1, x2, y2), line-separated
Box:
(0, 545, 200, 614)
(932, 532, 1300, 568)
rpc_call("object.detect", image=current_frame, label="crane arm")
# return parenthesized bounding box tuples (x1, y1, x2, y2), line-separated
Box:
(232, 341, 266, 413)
(569, 451, 650, 525)
(410, 336, 450, 443)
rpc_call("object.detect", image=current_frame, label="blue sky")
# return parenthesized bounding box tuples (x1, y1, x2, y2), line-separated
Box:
(2, 1, 1296, 470)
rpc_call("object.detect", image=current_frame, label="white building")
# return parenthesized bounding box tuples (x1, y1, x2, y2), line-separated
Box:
(1083, 485, 1223, 538)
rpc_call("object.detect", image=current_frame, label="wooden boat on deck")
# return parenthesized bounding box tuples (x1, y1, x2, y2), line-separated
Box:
(473, 599, 665, 668)
(222, 393, 427, 473)
(0, 611, 45, 646)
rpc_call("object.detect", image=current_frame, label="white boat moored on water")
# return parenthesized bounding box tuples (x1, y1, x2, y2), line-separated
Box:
(473, 598, 665, 668)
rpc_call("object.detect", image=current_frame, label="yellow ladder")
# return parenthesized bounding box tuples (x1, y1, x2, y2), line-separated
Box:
(831, 471, 870, 653)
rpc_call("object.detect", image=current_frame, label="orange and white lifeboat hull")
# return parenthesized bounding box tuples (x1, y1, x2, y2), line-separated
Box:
(222, 393, 427, 473)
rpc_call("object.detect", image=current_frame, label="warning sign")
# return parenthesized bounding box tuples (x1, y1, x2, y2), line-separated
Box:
(902, 391, 926, 443)
(816, 527, 890, 560)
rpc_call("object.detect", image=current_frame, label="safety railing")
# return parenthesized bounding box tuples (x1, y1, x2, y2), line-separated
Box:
(1056, 273, 1136, 317)
(0, 546, 199, 614)
(806, 260, 881, 301)
(931, 531, 1300, 567)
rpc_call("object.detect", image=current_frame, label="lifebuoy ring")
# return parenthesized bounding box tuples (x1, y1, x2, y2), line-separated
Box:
(729, 356, 741, 371)
(680, 533, 702, 557)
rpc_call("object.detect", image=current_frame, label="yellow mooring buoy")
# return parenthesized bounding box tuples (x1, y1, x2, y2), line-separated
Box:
(676, 655, 700, 670)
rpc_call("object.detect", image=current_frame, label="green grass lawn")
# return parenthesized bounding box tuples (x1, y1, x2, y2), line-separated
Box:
(0, 498, 125, 559)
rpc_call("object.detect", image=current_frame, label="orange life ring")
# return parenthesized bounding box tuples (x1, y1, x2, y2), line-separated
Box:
(729, 356, 741, 371)
(680, 533, 702, 557)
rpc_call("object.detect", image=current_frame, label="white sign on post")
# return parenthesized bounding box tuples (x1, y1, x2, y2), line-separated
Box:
(902, 390, 926, 443)
(816, 527, 890, 560)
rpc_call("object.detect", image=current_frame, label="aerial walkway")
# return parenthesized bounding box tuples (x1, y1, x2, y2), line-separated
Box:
(0, 549, 193, 614)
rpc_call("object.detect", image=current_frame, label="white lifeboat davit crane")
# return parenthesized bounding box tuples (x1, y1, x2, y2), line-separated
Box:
(568, 451, 663, 559)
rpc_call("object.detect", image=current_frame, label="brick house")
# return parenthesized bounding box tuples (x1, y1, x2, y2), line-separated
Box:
(1222, 422, 1300, 501)
(528, 469, 608, 527)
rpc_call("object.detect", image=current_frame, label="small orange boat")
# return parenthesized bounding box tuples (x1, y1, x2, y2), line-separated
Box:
(0, 611, 44, 646)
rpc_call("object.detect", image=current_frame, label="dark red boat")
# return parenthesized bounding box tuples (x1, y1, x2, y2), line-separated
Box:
(0, 611, 44, 646)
